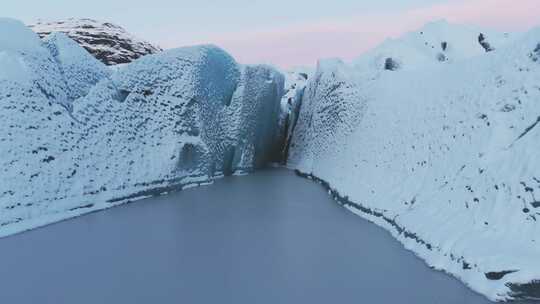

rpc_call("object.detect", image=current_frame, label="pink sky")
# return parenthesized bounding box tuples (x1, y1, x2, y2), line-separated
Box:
(200, 0, 540, 68)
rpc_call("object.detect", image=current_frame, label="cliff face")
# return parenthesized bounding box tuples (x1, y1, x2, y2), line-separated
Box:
(29, 18, 161, 65)
(0, 18, 284, 238)
(286, 22, 540, 301)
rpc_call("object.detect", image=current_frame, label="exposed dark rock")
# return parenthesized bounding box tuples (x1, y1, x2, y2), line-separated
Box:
(478, 33, 495, 52)
(485, 270, 518, 280)
(515, 116, 540, 142)
(437, 53, 447, 62)
(29, 19, 162, 65)
(507, 280, 540, 300)
(384, 57, 400, 71)
(441, 41, 448, 51)
(530, 43, 540, 62)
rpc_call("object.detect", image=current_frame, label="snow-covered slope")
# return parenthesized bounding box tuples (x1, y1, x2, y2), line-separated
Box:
(44, 32, 112, 103)
(29, 18, 161, 65)
(353, 20, 514, 75)
(0, 18, 284, 237)
(287, 23, 540, 301)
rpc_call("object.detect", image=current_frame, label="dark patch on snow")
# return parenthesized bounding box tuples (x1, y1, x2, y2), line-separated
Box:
(530, 43, 540, 62)
(68, 204, 94, 211)
(384, 57, 400, 71)
(441, 41, 448, 52)
(515, 116, 540, 142)
(0, 218, 23, 227)
(436, 53, 447, 62)
(478, 33, 494, 52)
(485, 270, 518, 280)
(142, 89, 153, 97)
(501, 104, 516, 112)
(114, 89, 130, 103)
(42, 156, 55, 163)
(107, 181, 187, 204)
(507, 280, 540, 301)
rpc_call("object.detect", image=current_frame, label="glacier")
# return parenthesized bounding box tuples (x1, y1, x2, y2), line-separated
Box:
(0, 18, 284, 237)
(2, 15, 540, 303)
(286, 21, 540, 301)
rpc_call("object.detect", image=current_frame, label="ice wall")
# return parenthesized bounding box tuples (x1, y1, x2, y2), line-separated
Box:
(0, 19, 284, 237)
(287, 26, 540, 301)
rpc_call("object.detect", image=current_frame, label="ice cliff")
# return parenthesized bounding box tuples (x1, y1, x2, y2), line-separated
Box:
(286, 21, 540, 301)
(0, 18, 284, 237)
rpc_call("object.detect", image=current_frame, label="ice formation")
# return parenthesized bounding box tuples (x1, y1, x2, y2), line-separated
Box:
(0, 18, 284, 237)
(286, 21, 540, 301)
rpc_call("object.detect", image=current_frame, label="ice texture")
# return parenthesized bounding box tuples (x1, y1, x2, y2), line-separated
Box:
(0, 18, 284, 237)
(44, 32, 112, 102)
(287, 22, 540, 301)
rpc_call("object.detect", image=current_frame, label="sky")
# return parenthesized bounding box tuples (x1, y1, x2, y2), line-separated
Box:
(3, 0, 540, 68)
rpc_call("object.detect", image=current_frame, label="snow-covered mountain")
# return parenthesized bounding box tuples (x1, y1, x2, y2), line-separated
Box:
(0, 18, 284, 237)
(29, 18, 161, 65)
(286, 21, 540, 301)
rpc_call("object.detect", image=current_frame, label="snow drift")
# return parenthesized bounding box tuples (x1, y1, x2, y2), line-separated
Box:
(287, 21, 540, 301)
(0, 18, 284, 237)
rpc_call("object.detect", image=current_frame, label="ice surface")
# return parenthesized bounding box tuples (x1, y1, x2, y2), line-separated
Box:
(287, 23, 540, 301)
(44, 32, 111, 101)
(0, 20, 284, 238)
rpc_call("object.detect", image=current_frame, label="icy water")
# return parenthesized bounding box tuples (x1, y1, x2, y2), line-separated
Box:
(0, 168, 532, 303)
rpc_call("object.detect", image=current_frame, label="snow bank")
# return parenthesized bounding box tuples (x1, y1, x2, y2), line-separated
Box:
(0, 20, 284, 237)
(287, 24, 540, 301)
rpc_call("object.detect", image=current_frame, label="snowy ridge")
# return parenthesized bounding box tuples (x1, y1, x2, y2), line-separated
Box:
(0, 18, 284, 237)
(287, 23, 540, 301)
(353, 20, 514, 76)
(44, 32, 112, 103)
(29, 18, 162, 65)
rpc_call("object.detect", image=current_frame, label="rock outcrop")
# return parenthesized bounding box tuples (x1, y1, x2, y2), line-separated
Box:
(29, 18, 161, 65)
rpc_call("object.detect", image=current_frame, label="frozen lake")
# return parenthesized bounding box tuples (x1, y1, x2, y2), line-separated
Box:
(0, 168, 532, 303)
